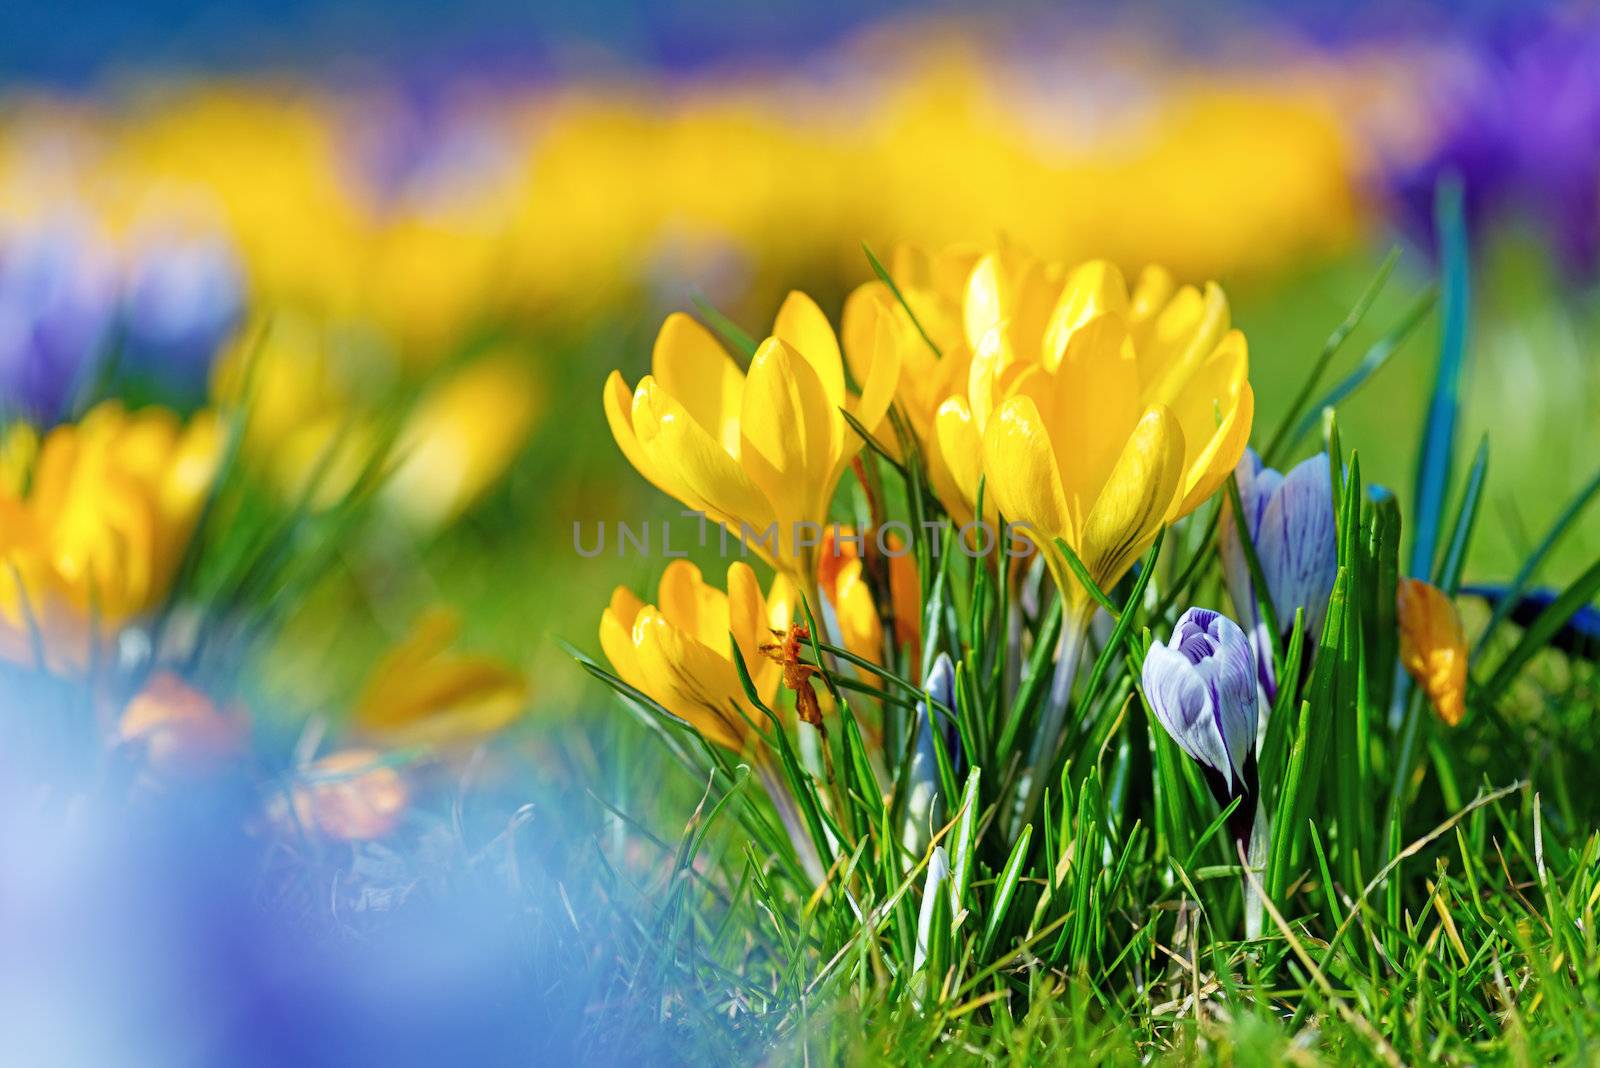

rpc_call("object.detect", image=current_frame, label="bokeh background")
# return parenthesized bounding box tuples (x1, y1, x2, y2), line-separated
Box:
(1, 1, 1597, 1062)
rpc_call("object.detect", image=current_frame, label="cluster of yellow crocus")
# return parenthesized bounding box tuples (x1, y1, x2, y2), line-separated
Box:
(600, 561, 793, 753)
(602, 240, 1253, 751)
(847, 241, 1253, 616)
(0, 402, 222, 664)
(605, 296, 900, 590)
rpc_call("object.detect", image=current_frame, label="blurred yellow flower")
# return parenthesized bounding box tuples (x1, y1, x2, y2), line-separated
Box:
(1397, 577, 1468, 727)
(605, 297, 900, 587)
(211, 313, 378, 510)
(0, 39, 1372, 359)
(119, 671, 246, 774)
(383, 351, 543, 529)
(0, 402, 222, 663)
(286, 749, 409, 841)
(973, 257, 1253, 614)
(599, 560, 792, 753)
(353, 606, 527, 748)
(818, 526, 921, 678)
(0, 423, 38, 495)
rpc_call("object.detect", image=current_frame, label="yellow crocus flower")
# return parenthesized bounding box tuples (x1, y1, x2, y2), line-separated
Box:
(1397, 578, 1468, 727)
(383, 351, 543, 530)
(211, 312, 377, 510)
(842, 242, 981, 522)
(966, 256, 1253, 613)
(818, 526, 921, 680)
(0, 401, 222, 663)
(0, 423, 38, 495)
(605, 295, 900, 588)
(599, 560, 792, 754)
(353, 606, 528, 749)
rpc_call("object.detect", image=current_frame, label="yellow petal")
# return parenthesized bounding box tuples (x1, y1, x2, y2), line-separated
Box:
(727, 561, 784, 704)
(835, 301, 903, 488)
(841, 282, 892, 392)
(739, 337, 838, 549)
(1129, 265, 1176, 334)
(1044, 313, 1143, 527)
(932, 396, 982, 526)
(982, 394, 1074, 555)
(963, 254, 1007, 357)
(652, 312, 745, 455)
(658, 558, 731, 651)
(773, 290, 846, 414)
(632, 608, 747, 751)
(1042, 260, 1130, 371)
(1397, 578, 1468, 727)
(1139, 282, 1232, 400)
(633, 376, 774, 534)
(832, 556, 885, 670)
(604, 370, 678, 501)
(600, 590, 647, 694)
(1080, 405, 1186, 592)
(1174, 378, 1255, 518)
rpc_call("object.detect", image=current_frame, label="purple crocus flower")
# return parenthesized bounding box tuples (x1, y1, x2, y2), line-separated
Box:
(0, 216, 119, 422)
(1219, 449, 1337, 701)
(1142, 608, 1259, 803)
(121, 229, 245, 394)
(1387, 10, 1600, 278)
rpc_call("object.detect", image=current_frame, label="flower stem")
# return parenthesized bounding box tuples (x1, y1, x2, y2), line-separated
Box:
(756, 757, 826, 885)
(1011, 602, 1092, 834)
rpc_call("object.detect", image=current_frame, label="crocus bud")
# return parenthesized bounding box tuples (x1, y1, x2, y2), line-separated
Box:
(912, 845, 951, 977)
(903, 652, 956, 856)
(1397, 578, 1468, 726)
(1142, 608, 1259, 840)
(1219, 449, 1337, 698)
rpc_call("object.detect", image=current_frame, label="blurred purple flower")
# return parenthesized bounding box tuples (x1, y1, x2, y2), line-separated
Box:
(121, 230, 245, 393)
(1219, 449, 1337, 700)
(0, 216, 118, 421)
(1388, 10, 1600, 277)
(1142, 608, 1258, 800)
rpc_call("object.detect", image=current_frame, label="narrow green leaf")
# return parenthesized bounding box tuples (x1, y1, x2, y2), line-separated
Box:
(1052, 536, 1118, 615)
(863, 241, 942, 358)
(979, 824, 1033, 960)
(692, 294, 759, 360)
(1263, 245, 1401, 465)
